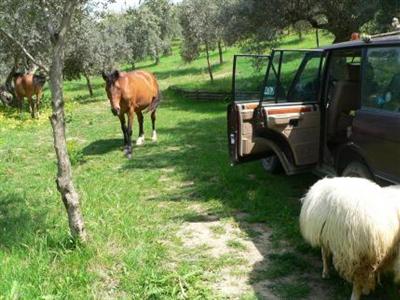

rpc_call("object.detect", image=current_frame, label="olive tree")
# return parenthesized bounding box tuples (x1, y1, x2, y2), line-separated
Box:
(125, 6, 163, 67)
(179, 0, 220, 81)
(64, 13, 112, 96)
(0, 0, 89, 242)
(125, 0, 180, 67)
(226, 0, 399, 47)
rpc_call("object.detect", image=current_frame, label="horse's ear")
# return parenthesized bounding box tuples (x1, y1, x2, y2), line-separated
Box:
(112, 70, 120, 80)
(101, 71, 108, 81)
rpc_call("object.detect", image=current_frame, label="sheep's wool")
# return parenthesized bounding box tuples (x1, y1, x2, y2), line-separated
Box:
(300, 177, 400, 293)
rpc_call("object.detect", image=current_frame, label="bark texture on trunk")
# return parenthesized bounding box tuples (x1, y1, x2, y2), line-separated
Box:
(84, 73, 93, 97)
(218, 41, 223, 64)
(205, 42, 214, 82)
(48, 1, 86, 242)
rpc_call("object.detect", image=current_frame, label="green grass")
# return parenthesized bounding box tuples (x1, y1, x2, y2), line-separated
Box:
(0, 32, 398, 299)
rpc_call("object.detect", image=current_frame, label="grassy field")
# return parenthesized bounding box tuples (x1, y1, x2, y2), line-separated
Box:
(0, 32, 398, 299)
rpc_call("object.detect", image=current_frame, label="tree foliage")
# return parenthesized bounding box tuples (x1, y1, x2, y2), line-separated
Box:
(179, 0, 224, 80)
(221, 0, 400, 50)
(125, 0, 180, 66)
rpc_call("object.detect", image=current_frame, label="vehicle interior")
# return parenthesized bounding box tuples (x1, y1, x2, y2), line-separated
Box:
(324, 48, 362, 162)
(229, 51, 323, 170)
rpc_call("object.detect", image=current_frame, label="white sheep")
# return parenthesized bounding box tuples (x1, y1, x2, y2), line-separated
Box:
(299, 177, 400, 300)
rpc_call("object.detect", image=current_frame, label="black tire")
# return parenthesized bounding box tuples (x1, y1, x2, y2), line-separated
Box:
(341, 161, 373, 180)
(261, 155, 282, 174)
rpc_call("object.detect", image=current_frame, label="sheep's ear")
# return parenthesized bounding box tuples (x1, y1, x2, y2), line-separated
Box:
(101, 71, 108, 81)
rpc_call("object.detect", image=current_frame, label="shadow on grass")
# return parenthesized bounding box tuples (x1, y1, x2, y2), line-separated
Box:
(82, 138, 122, 156)
(0, 192, 45, 249)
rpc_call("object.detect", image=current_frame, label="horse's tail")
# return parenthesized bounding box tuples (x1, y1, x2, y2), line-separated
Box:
(33, 74, 46, 88)
(146, 77, 161, 113)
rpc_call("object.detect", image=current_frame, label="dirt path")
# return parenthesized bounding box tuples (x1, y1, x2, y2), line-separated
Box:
(176, 206, 332, 299)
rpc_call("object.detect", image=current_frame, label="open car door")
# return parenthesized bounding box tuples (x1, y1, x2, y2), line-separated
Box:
(228, 50, 325, 174)
(228, 55, 271, 163)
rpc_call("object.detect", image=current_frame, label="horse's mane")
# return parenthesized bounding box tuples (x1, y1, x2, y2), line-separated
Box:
(12, 72, 25, 79)
(33, 74, 46, 88)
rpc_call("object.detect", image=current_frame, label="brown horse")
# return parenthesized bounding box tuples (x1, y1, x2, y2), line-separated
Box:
(13, 72, 46, 118)
(102, 70, 161, 159)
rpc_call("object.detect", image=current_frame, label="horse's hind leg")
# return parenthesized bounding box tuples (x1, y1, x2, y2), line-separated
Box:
(136, 111, 145, 146)
(151, 110, 157, 142)
(16, 96, 23, 116)
(35, 90, 42, 118)
(126, 110, 134, 159)
(28, 96, 35, 118)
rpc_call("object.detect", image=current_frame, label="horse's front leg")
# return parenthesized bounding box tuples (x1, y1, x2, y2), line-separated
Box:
(126, 110, 134, 159)
(119, 114, 128, 152)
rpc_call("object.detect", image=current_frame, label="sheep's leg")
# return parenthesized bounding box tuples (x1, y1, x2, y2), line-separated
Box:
(350, 285, 362, 300)
(321, 247, 331, 279)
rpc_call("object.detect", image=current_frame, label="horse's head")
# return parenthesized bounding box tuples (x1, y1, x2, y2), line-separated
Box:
(102, 70, 122, 116)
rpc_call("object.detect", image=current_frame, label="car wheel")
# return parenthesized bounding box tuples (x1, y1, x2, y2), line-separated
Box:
(261, 155, 281, 174)
(341, 161, 373, 180)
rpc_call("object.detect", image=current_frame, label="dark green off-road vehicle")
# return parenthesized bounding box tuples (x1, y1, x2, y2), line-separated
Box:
(228, 33, 400, 184)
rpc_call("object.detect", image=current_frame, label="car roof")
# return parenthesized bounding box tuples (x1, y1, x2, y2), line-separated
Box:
(274, 33, 400, 53)
(322, 35, 400, 50)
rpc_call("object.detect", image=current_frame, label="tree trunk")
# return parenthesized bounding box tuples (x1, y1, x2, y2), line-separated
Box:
(333, 31, 352, 43)
(83, 72, 93, 97)
(48, 1, 86, 242)
(298, 30, 303, 40)
(315, 29, 320, 47)
(5, 66, 17, 106)
(205, 42, 214, 82)
(218, 41, 223, 64)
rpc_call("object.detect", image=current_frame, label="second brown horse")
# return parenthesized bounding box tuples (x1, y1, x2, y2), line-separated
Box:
(102, 70, 161, 159)
(13, 72, 46, 118)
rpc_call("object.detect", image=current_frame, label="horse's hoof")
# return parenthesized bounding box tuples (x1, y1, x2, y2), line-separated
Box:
(136, 136, 145, 146)
(126, 153, 132, 160)
(151, 131, 157, 142)
(322, 272, 330, 279)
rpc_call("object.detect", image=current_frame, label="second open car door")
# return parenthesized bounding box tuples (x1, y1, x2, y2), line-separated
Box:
(228, 50, 325, 174)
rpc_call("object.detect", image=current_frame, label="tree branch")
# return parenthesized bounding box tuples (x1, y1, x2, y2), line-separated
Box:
(58, 0, 80, 40)
(306, 16, 329, 31)
(39, 0, 56, 37)
(0, 28, 49, 74)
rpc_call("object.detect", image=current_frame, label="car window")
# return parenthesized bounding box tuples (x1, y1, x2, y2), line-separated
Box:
(287, 52, 323, 103)
(233, 55, 270, 102)
(263, 50, 322, 103)
(363, 47, 400, 113)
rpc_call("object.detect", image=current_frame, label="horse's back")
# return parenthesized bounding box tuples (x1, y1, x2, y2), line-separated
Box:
(14, 73, 44, 97)
(123, 71, 159, 107)
(130, 71, 159, 94)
